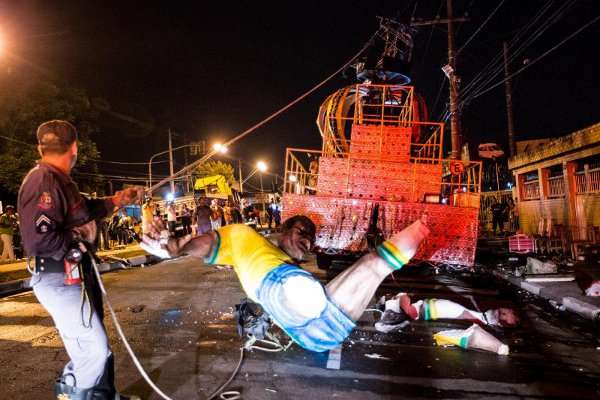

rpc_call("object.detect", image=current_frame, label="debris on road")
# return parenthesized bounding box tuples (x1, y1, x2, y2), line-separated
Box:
(128, 304, 145, 313)
(433, 324, 509, 355)
(364, 353, 392, 360)
(526, 257, 558, 274)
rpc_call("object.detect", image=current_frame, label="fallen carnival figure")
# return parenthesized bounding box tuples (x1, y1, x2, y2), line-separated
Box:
(375, 293, 520, 333)
(142, 215, 430, 352)
(375, 293, 520, 355)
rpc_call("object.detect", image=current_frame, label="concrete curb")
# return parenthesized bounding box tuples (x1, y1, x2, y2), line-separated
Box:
(493, 270, 600, 321)
(0, 279, 29, 297)
(0, 254, 161, 298)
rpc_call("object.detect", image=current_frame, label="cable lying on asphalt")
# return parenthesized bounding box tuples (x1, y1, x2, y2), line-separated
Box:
(88, 246, 290, 400)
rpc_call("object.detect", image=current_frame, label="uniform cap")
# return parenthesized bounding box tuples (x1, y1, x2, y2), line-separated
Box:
(36, 120, 78, 146)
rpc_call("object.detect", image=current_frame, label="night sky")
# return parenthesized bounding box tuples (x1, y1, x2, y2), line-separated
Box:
(1, 0, 599, 186)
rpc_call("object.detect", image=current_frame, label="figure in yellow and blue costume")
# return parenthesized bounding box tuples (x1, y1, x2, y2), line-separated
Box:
(204, 224, 355, 352)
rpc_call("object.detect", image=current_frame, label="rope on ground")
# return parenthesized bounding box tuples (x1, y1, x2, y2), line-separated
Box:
(206, 347, 245, 400)
(206, 329, 291, 399)
(88, 243, 292, 400)
(88, 250, 176, 400)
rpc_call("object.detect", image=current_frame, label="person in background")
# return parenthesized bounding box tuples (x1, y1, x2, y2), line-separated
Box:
(210, 198, 223, 230)
(491, 200, 506, 236)
(266, 199, 275, 229)
(194, 197, 212, 235)
(181, 203, 192, 234)
(141, 198, 155, 236)
(118, 209, 131, 245)
(0, 205, 18, 261)
(166, 202, 177, 237)
(273, 199, 282, 228)
(507, 198, 519, 233)
(223, 200, 234, 226)
(231, 201, 243, 224)
(96, 216, 111, 251)
(108, 211, 120, 248)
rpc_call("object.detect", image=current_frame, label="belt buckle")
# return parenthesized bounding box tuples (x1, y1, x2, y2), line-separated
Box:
(26, 257, 40, 275)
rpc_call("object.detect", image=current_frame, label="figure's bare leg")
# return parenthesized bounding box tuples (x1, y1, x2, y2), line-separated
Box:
(325, 219, 430, 321)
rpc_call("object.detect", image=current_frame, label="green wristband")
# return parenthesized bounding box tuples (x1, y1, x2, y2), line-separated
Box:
(376, 240, 409, 271)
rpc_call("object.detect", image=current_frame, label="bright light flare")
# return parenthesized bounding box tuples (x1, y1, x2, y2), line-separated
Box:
(165, 192, 175, 202)
(288, 174, 298, 183)
(212, 143, 228, 154)
(256, 160, 267, 172)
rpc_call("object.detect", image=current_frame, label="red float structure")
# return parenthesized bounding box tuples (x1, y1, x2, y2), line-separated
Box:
(281, 83, 482, 266)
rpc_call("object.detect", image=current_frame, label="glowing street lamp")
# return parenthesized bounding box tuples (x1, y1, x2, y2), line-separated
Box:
(256, 160, 267, 172)
(212, 143, 228, 154)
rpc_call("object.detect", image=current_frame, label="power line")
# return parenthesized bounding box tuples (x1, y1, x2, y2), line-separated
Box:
(0, 134, 36, 147)
(459, 0, 555, 98)
(456, 0, 506, 55)
(149, 31, 378, 192)
(462, 0, 573, 102)
(471, 13, 600, 100)
(92, 159, 169, 165)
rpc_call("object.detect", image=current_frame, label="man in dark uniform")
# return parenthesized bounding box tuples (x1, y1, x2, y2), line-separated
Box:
(18, 120, 142, 400)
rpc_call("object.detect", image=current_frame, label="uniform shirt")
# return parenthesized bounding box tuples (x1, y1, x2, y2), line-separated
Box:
(17, 162, 114, 259)
(204, 224, 293, 301)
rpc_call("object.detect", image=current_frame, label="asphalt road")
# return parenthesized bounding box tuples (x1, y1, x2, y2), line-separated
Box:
(1, 256, 599, 399)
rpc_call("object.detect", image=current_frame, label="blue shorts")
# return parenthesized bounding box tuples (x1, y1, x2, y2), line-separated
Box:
(256, 264, 355, 352)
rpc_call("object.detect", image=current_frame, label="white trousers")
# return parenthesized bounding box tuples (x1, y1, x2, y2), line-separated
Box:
(0, 233, 14, 260)
(32, 273, 110, 389)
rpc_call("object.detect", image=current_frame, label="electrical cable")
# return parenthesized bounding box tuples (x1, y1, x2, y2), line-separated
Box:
(88, 247, 176, 400)
(149, 31, 378, 193)
(89, 247, 248, 400)
(436, 0, 575, 120)
(92, 159, 169, 165)
(456, 0, 506, 55)
(457, 0, 554, 98)
(416, 0, 444, 77)
(206, 347, 244, 400)
(470, 13, 600, 100)
(0, 134, 36, 147)
(458, 0, 555, 99)
(461, 0, 573, 100)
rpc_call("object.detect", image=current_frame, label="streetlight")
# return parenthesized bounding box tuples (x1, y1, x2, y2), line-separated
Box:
(148, 142, 227, 195)
(256, 160, 267, 173)
(212, 143, 228, 154)
(256, 161, 268, 227)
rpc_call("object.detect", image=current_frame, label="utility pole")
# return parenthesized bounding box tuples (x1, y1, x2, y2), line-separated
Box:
(503, 41, 516, 158)
(168, 128, 175, 195)
(411, 2, 467, 159)
(446, 0, 461, 160)
(238, 159, 244, 193)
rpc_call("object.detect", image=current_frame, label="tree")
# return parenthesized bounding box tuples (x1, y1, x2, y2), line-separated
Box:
(193, 160, 236, 185)
(0, 81, 100, 194)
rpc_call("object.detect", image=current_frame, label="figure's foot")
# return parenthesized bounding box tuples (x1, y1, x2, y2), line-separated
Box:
(396, 292, 419, 320)
(374, 309, 410, 333)
(387, 219, 431, 261)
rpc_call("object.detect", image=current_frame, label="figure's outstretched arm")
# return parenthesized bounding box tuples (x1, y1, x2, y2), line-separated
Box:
(142, 217, 216, 259)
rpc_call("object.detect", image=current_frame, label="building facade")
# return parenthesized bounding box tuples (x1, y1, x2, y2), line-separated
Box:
(509, 122, 600, 242)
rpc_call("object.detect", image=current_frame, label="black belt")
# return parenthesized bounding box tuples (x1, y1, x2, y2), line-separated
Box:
(34, 256, 64, 273)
